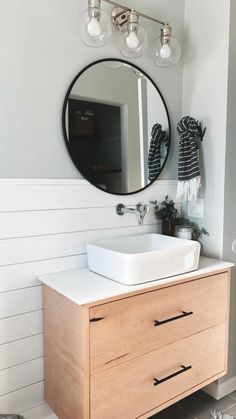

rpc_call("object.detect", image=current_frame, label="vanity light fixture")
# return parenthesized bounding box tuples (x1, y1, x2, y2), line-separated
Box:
(80, 0, 181, 67)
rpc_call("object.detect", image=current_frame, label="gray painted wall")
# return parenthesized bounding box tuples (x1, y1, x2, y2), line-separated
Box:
(183, 0, 236, 388)
(222, 0, 236, 383)
(0, 0, 185, 179)
(182, 0, 231, 258)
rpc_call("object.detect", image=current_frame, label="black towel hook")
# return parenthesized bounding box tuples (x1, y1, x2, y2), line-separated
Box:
(196, 120, 207, 141)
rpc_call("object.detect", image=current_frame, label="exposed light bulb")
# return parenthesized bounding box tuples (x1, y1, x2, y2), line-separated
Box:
(126, 32, 140, 49)
(155, 23, 181, 67)
(86, 17, 102, 38)
(160, 43, 172, 59)
(120, 10, 148, 58)
(80, 0, 111, 47)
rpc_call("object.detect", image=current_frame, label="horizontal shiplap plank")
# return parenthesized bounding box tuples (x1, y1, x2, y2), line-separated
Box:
(0, 381, 44, 414)
(0, 224, 159, 266)
(0, 286, 42, 319)
(0, 357, 44, 396)
(0, 254, 87, 293)
(0, 310, 43, 344)
(0, 180, 178, 212)
(0, 206, 157, 239)
(0, 334, 43, 371)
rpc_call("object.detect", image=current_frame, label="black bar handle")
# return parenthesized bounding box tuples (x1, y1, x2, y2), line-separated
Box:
(154, 365, 192, 386)
(154, 311, 193, 327)
(90, 317, 105, 323)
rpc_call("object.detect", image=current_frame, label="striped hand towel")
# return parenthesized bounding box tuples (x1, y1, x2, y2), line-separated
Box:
(177, 116, 206, 201)
(148, 123, 167, 181)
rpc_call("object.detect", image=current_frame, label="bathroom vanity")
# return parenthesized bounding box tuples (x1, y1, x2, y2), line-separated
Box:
(40, 257, 233, 419)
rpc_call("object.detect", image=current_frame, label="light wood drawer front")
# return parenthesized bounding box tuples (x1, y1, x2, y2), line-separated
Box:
(90, 273, 229, 373)
(91, 324, 226, 419)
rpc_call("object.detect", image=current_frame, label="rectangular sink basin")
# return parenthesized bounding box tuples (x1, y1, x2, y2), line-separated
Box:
(87, 233, 201, 285)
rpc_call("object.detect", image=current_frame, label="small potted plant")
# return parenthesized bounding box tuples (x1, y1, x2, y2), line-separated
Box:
(154, 196, 179, 236)
(175, 216, 209, 241)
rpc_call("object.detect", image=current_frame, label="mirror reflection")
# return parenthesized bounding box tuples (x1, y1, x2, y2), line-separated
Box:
(63, 59, 170, 195)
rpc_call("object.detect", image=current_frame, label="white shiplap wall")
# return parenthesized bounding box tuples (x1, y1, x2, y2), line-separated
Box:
(0, 178, 178, 415)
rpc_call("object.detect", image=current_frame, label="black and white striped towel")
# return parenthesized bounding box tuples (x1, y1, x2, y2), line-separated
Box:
(177, 116, 206, 201)
(148, 124, 167, 181)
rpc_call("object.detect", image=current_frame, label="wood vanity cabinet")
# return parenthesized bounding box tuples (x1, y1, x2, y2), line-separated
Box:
(43, 268, 231, 419)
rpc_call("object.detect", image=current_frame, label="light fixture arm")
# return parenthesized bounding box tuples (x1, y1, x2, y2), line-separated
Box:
(102, 0, 167, 26)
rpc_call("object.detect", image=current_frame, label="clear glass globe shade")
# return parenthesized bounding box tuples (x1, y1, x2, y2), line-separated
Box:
(121, 25, 148, 58)
(155, 37, 181, 68)
(80, 8, 112, 47)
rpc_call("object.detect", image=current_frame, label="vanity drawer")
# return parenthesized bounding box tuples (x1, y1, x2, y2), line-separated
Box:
(90, 324, 226, 419)
(90, 273, 229, 373)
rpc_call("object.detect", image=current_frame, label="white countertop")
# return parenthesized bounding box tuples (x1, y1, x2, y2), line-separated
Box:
(39, 257, 234, 306)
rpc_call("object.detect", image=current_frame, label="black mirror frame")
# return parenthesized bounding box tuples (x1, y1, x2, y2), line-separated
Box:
(62, 58, 171, 196)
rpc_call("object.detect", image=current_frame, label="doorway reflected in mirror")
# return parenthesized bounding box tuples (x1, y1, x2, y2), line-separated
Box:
(62, 59, 171, 195)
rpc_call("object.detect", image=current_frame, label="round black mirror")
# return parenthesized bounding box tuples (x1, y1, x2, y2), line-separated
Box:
(62, 59, 171, 195)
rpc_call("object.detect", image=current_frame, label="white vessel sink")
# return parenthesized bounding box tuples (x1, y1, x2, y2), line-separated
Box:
(87, 233, 201, 285)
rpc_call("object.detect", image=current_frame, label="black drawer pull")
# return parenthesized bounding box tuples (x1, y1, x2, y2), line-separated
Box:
(90, 317, 105, 323)
(154, 311, 193, 327)
(154, 365, 192, 386)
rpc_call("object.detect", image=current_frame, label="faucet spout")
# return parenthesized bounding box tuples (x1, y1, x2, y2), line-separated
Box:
(136, 203, 148, 225)
(116, 202, 149, 225)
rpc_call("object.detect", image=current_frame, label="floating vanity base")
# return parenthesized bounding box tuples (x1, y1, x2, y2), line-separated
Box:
(40, 257, 233, 419)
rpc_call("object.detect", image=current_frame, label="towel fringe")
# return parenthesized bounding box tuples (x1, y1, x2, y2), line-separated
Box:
(177, 176, 201, 201)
